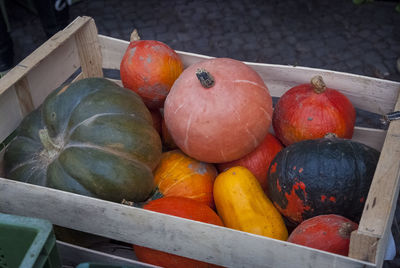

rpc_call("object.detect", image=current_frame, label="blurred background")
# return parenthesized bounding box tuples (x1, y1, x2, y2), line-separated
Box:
(1, 0, 400, 266)
(2, 0, 400, 82)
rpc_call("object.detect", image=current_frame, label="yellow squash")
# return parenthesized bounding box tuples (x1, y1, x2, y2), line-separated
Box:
(214, 166, 288, 240)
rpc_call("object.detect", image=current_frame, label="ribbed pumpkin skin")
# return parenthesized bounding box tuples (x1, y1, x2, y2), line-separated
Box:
(120, 40, 183, 109)
(214, 166, 288, 240)
(288, 214, 358, 256)
(272, 81, 355, 146)
(217, 133, 283, 191)
(267, 137, 380, 224)
(4, 78, 162, 203)
(133, 196, 223, 268)
(164, 58, 273, 163)
(154, 150, 217, 208)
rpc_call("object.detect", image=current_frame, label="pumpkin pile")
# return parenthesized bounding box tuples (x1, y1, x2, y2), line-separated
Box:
(2, 33, 382, 267)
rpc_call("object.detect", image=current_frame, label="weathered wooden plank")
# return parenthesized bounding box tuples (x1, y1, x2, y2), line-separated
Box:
(57, 241, 158, 267)
(26, 36, 80, 108)
(98, 35, 399, 115)
(0, 16, 90, 97)
(349, 91, 400, 265)
(14, 77, 34, 117)
(352, 127, 386, 152)
(75, 18, 103, 78)
(0, 179, 374, 268)
(0, 88, 22, 143)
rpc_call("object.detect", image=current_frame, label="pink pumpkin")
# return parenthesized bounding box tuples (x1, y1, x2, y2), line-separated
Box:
(164, 58, 273, 163)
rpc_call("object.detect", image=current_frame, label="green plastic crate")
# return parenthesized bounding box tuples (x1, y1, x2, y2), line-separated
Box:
(0, 213, 62, 268)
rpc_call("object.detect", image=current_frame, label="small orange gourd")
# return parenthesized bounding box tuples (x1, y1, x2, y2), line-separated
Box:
(214, 166, 288, 240)
(153, 149, 217, 208)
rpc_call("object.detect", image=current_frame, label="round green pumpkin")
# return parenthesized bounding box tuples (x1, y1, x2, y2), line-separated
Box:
(4, 78, 162, 203)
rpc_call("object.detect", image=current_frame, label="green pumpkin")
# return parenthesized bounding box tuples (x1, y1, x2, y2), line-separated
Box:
(4, 78, 162, 203)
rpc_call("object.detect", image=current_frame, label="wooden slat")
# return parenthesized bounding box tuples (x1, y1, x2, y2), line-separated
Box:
(0, 16, 91, 97)
(75, 18, 103, 78)
(349, 90, 400, 265)
(14, 77, 34, 117)
(98, 34, 400, 115)
(57, 241, 158, 267)
(0, 178, 374, 268)
(0, 88, 22, 143)
(352, 127, 386, 152)
(26, 36, 80, 108)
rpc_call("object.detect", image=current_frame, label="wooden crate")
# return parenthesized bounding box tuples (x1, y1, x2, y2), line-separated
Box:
(0, 16, 399, 268)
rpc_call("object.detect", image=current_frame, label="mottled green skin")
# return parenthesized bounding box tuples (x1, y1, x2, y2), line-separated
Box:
(4, 78, 162, 203)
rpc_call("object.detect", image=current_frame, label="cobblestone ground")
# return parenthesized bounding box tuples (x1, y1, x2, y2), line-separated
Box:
(4, 0, 400, 265)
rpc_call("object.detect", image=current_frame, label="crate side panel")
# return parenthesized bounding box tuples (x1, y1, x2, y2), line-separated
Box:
(99, 35, 399, 115)
(248, 63, 400, 115)
(352, 127, 386, 151)
(99, 35, 128, 70)
(0, 179, 375, 268)
(27, 37, 80, 108)
(0, 88, 22, 143)
(350, 93, 400, 264)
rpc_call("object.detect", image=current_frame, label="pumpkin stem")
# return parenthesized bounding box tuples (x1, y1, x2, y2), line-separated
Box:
(39, 128, 61, 154)
(130, 29, 141, 42)
(196, 68, 215, 88)
(311, 75, 326, 94)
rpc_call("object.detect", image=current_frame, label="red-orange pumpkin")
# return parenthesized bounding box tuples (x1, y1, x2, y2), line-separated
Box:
(217, 133, 283, 191)
(120, 30, 183, 109)
(288, 214, 358, 256)
(272, 75, 356, 146)
(133, 196, 223, 268)
(164, 58, 273, 163)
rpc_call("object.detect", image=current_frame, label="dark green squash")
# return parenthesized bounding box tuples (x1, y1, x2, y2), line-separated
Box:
(4, 78, 162, 203)
(267, 134, 380, 224)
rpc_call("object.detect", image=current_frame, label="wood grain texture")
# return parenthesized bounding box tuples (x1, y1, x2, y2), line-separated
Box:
(349, 91, 400, 265)
(14, 77, 34, 117)
(75, 18, 103, 78)
(0, 16, 90, 96)
(0, 179, 374, 268)
(99, 35, 400, 115)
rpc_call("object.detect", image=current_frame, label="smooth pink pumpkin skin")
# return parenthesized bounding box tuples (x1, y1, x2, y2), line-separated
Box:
(164, 58, 273, 163)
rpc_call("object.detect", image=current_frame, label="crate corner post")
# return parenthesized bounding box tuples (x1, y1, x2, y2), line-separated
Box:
(74, 16, 103, 79)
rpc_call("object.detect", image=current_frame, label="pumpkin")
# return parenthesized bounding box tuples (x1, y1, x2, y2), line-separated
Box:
(164, 57, 273, 163)
(120, 30, 183, 109)
(267, 134, 380, 224)
(272, 75, 356, 146)
(133, 196, 223, 268)
(288, 214, 358, 256)
(214, 166, 288, 240)
(217, 133, 283, 191)
(152, 149, 217, 208)
(4, 78, 162, 203)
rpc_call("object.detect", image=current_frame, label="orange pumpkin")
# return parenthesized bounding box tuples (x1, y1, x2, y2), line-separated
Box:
(120, 30, 183, 109)
(217, 133, 283, 191)
(153, 149, 217, 208)
(133, 196, 223, 268)
(164, 58, 273, 163)
(272, 75, 356, 146)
